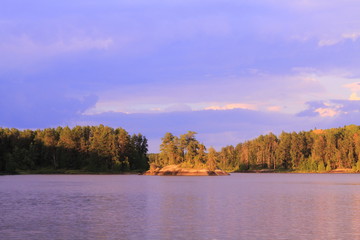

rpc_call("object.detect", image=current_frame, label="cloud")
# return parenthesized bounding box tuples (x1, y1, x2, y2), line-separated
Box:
(318, 32, 360, 47)
(349, 93, 360, 101)
(342, 32, 360, 41)
(314, 108, 339, 117)
(2, 0, 360, 152)
(343, 82, 360, 100)
(205, 103, 257, 111)
(318, 39, 340, 47)
(0, 35, 115, 71)
(298, 99, 360, 118)
(77, 108, 321, 152)
(77, 100, 360, 152)
(344, 82, 360, 92)
(80, 109, 329, 151)
(0, 79, 98, 128)
(164, 104, 192, 112)
(267, 106, 282, 112)
(84, 70, 327, 115)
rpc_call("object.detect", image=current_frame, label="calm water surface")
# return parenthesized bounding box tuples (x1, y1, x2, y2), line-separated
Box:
(1, 173, 360, 240)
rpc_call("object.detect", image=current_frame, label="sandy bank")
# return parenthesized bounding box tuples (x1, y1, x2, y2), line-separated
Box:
(144, 165, 230, 176)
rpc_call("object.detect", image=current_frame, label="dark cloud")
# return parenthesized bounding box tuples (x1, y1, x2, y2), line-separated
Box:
(298, 99, 360, 117)
(0, 79, 98, 128)
(2, 0, 360, 152)
(331, 99, 360, 112)
(79, 109, 318, 152)
(79, 101, 360, 152)
(297, 101, 327, 117)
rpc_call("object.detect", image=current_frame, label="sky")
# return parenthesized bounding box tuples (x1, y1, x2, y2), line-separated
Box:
(1, 0, 360, 152)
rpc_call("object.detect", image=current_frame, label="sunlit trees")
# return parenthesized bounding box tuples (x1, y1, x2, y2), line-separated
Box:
(114, 128, 132, 170)
(57, 126, 78, 169)
(159, 132, 179, 166)
(276, 132, 291, 169)
(154, 125, 360, 172)
(4, 125, 360, 173)
(207, 147, 217, 171)
(0, 125, 148, 173)
(180, 131, 200, 165)
(157, 131, 207, 168)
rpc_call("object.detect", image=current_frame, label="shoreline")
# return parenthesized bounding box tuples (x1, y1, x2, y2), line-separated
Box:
(1, 168, 357, 176)
(233, 168, 355, 174)
(144, 164, 229, 176)
(0, 169, 144, 176)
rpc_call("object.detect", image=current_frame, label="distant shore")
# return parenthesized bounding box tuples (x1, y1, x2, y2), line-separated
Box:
(0, 169, 144, 175)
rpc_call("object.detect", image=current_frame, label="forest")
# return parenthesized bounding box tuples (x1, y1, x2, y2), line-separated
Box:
(2, 124, 360, 174)
(0, 125, 148, 173)
(151, 125, 360, 173)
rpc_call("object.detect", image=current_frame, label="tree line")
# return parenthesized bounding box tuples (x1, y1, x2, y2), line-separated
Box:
(151, 125, 360, 172)
(0, 125, 148, 173)
(3, 124, 360, 174)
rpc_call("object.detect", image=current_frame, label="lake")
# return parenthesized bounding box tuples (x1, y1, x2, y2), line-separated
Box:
(1, 173, 360, 240)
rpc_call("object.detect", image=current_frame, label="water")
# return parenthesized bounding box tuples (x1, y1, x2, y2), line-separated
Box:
(1, 173, 360, 240)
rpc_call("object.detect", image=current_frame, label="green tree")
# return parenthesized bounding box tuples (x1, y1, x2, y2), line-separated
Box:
(276, 132, 291, 169)
(159, 132, 179, 166)
(207, 147, 217, 171)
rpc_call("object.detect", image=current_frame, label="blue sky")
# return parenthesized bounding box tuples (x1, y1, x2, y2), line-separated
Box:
(2, 0, 360, 152)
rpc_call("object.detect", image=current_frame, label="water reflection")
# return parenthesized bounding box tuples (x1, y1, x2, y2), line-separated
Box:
(1, 174, 360, 239)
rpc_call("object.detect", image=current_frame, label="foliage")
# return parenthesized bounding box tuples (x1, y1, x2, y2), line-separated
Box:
(0, 125, 148, 173)
(154, 131, 210, 169)
(3, 124, 360, 174)
(152, 125, 360, 172)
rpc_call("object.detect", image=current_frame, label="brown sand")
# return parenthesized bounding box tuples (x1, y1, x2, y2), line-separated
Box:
(144, 164, 229, 176)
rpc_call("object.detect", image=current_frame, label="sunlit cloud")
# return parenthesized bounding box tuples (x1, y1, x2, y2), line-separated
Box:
(344, 82, 360, 92)
(343, 82, 360, 100)
(314, 107, 339, 117)
(342, 32, 360, 41)
(318, 32, 360, 47)
(298, 99, 360, 118)
(83, 104, 129, 115)
(318, 39, 340, 47)
(349, 93, 360, 101)
(205, 103, 257, 111)
(267, 106, 282, 112)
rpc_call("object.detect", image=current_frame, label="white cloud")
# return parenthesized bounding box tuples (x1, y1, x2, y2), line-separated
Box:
(314, 107, 339, 117)
(318, 39, 340, 47)
(205, 103, 257, 111)
(318, 31, 360, 47)
(344, 82, 360, 100)
(349, 93, 360, 101)
(267, 106, 282, 112)
(342, 32, 360, 41)
(344, 82, 360, 92)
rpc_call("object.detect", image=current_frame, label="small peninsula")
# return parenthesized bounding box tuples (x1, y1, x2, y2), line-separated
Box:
(144, 164, 229, 176)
